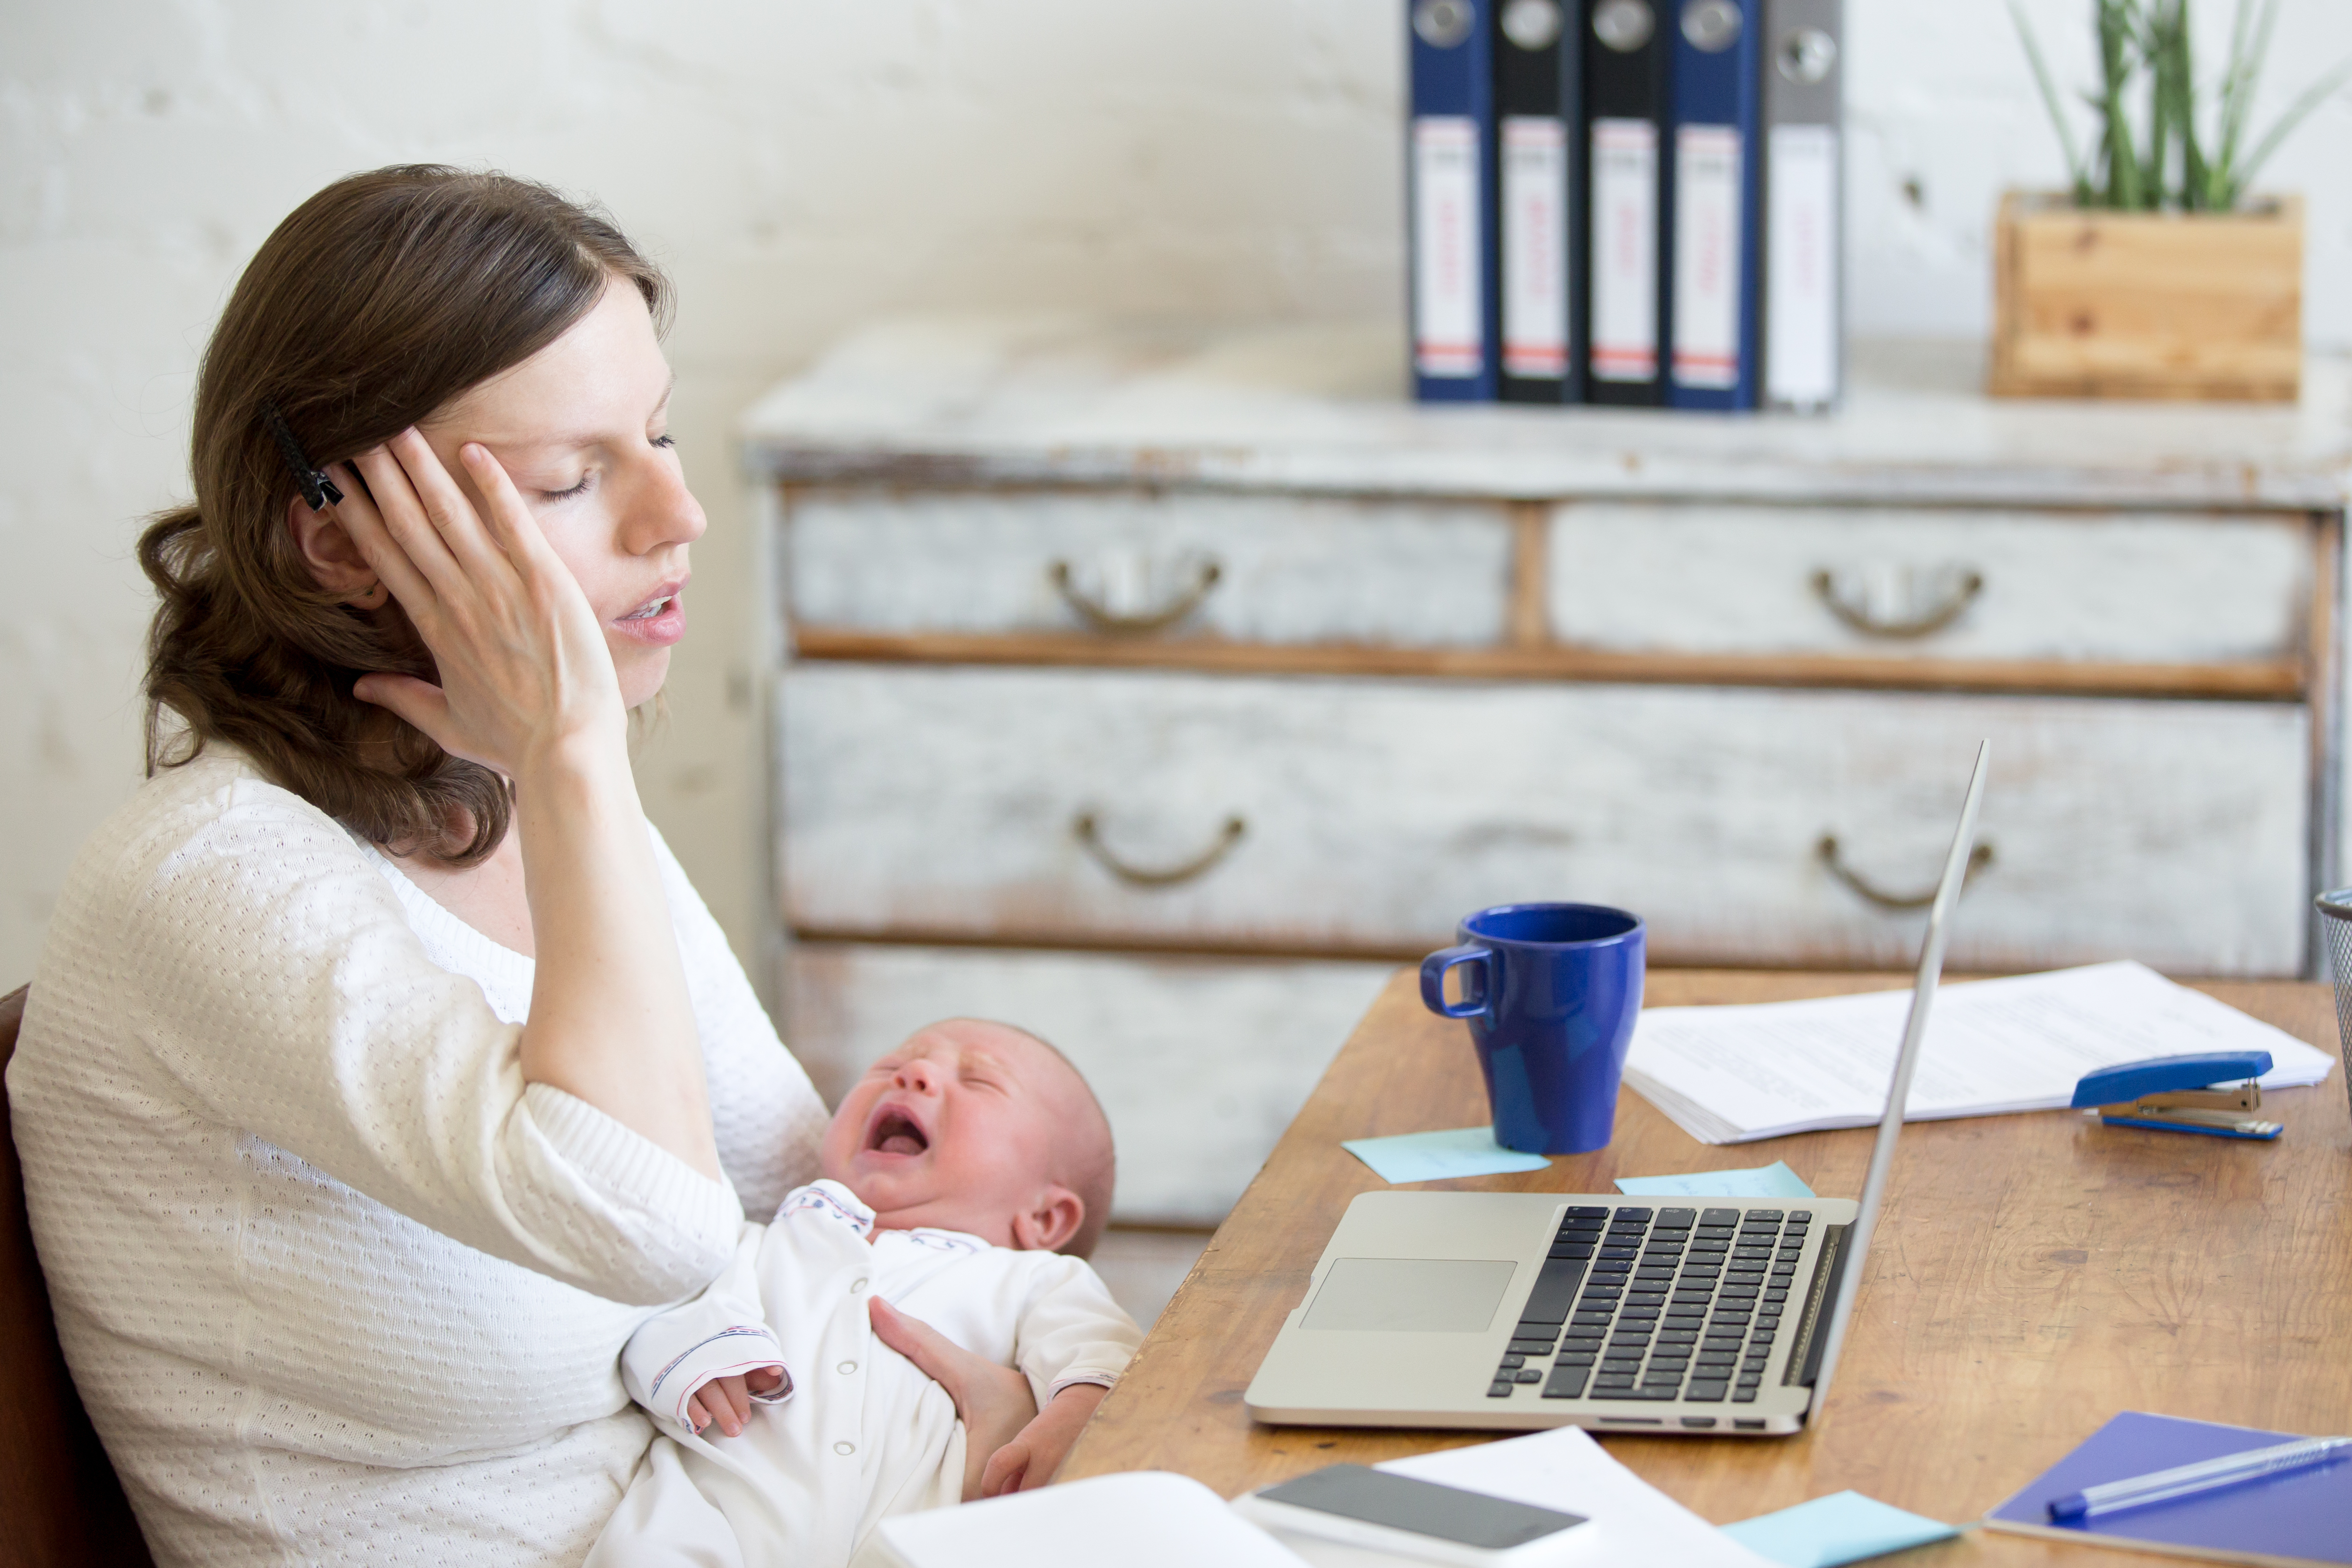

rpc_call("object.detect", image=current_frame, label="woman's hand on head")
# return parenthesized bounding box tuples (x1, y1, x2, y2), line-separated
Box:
(330, 430, 626, 778)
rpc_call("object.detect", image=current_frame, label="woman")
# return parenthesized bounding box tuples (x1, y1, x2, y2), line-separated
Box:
(6, 166, 831, 1565)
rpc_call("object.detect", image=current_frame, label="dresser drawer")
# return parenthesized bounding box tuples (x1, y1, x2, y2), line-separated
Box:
(785, 488, 1512, 647)
(782, 942, 1394, 1224)
(780, 666, 2310, 975)
(1547, 504, 2312, 667)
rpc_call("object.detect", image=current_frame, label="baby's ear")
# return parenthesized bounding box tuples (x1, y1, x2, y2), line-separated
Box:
(1010, 1185, 1084, 1253)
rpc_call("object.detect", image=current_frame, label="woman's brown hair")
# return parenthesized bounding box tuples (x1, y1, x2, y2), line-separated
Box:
(139, 165, 670, 863)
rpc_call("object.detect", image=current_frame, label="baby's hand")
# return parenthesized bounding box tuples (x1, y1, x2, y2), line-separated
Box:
(685, 1367, 786, 1438)
(979, 1382, 1110, 1497)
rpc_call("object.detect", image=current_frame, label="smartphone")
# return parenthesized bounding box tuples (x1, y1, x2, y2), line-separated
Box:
(1231, 1464, 1594, 1567)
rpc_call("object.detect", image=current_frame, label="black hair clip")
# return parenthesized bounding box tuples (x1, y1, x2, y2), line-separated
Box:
(259, 402, 345, 511)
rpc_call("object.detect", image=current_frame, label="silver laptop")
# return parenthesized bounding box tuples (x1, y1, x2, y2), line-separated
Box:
(1246, 742, 1990, 1438)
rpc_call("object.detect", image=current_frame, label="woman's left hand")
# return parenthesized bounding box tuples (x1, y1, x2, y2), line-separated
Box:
(868, 1297, 1037, 1500)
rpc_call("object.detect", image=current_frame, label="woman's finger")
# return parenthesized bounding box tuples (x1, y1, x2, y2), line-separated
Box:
(350, 674, 467, 760)
(387, 429, 515, 580)
(319, 463, 436, 615)
(868, 1298, 957, 1380)
(454, 441, 568, 580)
(350, 444, 465, 593)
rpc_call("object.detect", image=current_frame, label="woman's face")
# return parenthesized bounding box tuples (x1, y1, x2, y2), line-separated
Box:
(418, 279, 704, 709)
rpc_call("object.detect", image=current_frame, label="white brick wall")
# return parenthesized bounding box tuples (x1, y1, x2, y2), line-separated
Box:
(5, 0, 2351, 980)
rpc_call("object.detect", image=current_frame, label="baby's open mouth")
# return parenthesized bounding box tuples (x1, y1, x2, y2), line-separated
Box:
(867, 1108, 928, 1157)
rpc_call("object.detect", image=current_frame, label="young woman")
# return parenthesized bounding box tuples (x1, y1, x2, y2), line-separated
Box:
(7, 167, 831, 1566)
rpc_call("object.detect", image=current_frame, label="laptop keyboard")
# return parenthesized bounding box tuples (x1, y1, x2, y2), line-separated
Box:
(1485, 1204, 1808, 1407)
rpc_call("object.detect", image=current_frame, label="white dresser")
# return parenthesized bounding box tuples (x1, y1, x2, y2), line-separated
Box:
(742, 320, 2351, 1224)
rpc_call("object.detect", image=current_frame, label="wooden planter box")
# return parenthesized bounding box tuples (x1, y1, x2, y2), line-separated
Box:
(1990, 191, 2302, 402)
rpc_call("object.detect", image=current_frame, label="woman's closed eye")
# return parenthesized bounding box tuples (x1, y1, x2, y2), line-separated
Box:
(539, 471, 596, 503)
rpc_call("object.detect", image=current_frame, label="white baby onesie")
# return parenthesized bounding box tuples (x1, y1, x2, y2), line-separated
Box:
(587, 1181, 1143, 1568)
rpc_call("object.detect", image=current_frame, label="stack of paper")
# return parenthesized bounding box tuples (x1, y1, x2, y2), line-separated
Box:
(871, 1429, 1773, 1568)
(1624, 961, 2336, 1146)
(1258, 1426, 1774, 1568)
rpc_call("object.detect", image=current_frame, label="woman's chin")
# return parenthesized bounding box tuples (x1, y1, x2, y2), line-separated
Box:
(614, 646, 672, 711)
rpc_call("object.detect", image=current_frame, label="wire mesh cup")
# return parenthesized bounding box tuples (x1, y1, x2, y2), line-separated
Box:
(2315, 888, 2352, 1117)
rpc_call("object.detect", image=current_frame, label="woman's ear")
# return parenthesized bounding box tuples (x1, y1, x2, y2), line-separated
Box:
(285, 492, 378, 600)
(1009, 1187, 1084, 1253)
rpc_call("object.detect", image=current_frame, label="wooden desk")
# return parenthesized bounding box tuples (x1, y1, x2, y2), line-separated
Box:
(1063, 969, 2352, 1562)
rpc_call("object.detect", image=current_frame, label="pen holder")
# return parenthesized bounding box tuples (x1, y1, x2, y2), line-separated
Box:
(2314, 888, 2352, 1119)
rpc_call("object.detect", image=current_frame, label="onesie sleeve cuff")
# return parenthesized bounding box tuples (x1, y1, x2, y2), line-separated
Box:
(640, 1325, 792, 1441)
(1047, 1371, 1120, 1401)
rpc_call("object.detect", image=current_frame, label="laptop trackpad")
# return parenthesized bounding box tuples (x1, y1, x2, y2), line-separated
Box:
(1299, 1258, 1518, 1333)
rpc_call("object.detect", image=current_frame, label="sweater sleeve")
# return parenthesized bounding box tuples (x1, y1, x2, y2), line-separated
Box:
(621, 1224, 791, 1441)
(109, 771, 741, 1306)
(643, 823, 830, 1218)
(1011, 1256, 1146, 1409)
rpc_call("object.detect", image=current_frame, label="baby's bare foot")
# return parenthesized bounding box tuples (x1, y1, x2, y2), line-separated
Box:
(868, 1297, 1039, 1500)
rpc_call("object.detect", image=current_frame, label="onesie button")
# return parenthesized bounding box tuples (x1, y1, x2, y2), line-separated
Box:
(837, 1360, 858, 1375)
(834, 1440, 856, 1456)
(851, 1277, 869, 1294)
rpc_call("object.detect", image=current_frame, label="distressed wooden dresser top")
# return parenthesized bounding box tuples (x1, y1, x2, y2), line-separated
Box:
(741, 318, 2352, 510)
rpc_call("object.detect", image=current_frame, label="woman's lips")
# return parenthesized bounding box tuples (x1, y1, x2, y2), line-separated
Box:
(611, 586, 686, 647)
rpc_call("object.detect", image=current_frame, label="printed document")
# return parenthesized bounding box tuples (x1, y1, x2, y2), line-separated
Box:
(1624, 961, 2337, 1145)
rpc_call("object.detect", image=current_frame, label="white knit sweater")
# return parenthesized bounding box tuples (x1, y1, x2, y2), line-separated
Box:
(7, 749, 831, 1567)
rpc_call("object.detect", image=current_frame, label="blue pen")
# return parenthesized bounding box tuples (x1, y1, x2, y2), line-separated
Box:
(2048, 1437, 2352, 1522)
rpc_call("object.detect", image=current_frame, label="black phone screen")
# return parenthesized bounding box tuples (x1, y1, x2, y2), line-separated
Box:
(1256, 1464, 1587, 1550)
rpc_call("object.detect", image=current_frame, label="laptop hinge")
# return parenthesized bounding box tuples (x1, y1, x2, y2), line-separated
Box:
(1786, 1222, 1852, 1389)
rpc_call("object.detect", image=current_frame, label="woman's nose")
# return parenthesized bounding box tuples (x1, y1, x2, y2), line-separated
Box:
(622, 448, 707, 555)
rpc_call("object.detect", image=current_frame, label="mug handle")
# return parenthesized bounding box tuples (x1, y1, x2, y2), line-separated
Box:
(1420, 945, 1495, 1019)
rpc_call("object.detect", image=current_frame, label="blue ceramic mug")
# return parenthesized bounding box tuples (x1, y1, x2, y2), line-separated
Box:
(1419, 902, 1647, 1154)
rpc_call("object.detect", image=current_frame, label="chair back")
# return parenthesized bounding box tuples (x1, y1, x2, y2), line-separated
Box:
(0, 986, 156, 1566)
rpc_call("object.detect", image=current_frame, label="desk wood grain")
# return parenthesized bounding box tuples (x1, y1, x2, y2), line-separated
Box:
(1061, 969, 2352, 1563)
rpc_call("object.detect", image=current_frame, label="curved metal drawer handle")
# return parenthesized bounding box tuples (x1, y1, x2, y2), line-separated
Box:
(1810, 566, 1984, 639)
(1817, 835, 1995, 911)
(1049, 558, 1223, 635)
(1073, 811, 1246, 888)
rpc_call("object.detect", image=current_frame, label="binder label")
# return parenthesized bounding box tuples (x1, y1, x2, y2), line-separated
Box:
(1589, 118, 1659, 383)
(1766, 122, 1839, 408)
(1501, 116, 1570, 379)
(1413, 116, 1484, 378)
(1672, 123, 1743, 390)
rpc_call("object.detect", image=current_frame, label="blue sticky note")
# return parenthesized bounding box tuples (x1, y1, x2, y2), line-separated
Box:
(1342, 1127, 1551, 1184)
(1722, 1491, 1959, 1568)
(1615, 1160, 1816, 1199)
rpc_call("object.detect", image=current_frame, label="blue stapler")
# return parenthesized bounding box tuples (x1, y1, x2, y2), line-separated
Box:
(2070, 1051, 2281, 1140)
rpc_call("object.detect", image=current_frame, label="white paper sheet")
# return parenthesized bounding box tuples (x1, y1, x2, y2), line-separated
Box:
(1624, 961, 2337, 1145)
(1377, 1427, 1773, 1568)
(870, 1471, 1309, 1568)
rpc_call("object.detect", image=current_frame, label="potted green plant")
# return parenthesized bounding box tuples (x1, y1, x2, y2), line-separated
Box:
(1992, 0, 2349, 401)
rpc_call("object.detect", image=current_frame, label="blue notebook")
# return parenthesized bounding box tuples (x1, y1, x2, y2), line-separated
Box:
(1985, 1411, 2352, 1567)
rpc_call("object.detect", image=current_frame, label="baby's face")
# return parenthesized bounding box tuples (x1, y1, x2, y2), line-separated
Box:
(820, 1019, 1085, 1250)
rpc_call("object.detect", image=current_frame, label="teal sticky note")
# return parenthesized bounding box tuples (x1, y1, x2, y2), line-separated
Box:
(1342, 1127, 1551, 1184)
(1721, 1491, 1959, 1568)
(1615, 1160, 1816, 1199)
